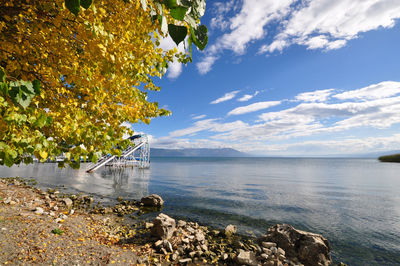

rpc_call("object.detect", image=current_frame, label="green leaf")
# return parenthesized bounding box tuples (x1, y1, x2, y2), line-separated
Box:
(65, 0, 80, 16)
(80, 0, 92, 9)
(32, 80, 41, 95)
(0, 82, 8, 96)
(168, 24, 187, 46)
(190, 25, 208, 50)
(34, 113, 47, 128)
(165, 0, 177, 9)
(3, 153, 14, 167)
(170, 6, 188, 21)
(0, 67, 5, 83)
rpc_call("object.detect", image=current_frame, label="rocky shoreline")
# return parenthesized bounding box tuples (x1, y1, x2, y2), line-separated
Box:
(0, 177, 334, 265)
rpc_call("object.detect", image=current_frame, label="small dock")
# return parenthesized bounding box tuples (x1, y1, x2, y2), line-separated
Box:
(86, 134, 150, 173)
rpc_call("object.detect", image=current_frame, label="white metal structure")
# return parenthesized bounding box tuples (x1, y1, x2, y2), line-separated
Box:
(86, 134, 150, 173)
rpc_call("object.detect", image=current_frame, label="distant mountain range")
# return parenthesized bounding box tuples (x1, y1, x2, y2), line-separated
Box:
(150, 148, 248, 157)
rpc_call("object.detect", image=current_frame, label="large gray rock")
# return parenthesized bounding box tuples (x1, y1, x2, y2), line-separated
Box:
(235, 249, 258, 266)
(151, 213, 176, 239)
(261, 224, 332, 266)
(141, 194, 164, 207)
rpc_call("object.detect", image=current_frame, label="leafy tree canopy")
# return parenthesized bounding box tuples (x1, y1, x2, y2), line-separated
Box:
(0, 0, 207, 168)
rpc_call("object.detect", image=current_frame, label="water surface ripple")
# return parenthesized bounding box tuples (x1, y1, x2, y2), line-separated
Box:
(1, 157, 400, 265)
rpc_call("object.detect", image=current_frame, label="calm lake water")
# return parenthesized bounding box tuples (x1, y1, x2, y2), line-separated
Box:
(1, 157, 400, 265)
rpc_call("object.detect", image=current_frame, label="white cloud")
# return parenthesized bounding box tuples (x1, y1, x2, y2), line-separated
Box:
(228, 101, 281, 115)
(238, 91, 259, 102)
(169, 118, 248, 137)
(197, 56, 219, 75)
(210, 90, 240, 104)
(199, 0, 400, 73)
(210, 0, 236, 31)
(295, 89, 335, 102)
(159, 36, 186, 79)
(160, 81, 400, 155)
(334, 81, 400, 100)
(262, 0, 400, 54)
(192, 114, 207, 120)
(197, 0, 294, 74)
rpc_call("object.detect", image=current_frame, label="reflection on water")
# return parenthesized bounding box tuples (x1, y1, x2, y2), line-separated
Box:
(1, 158, 400, 265)
(0, 163, 151, 201)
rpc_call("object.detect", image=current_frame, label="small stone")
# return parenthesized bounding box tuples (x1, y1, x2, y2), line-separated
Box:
(177, 220, 187, 228)
(145, 222, 154, 229)
(59, 214, 68, 219)
(236, 249, 258, 266)
(54, 218, 63, 223)
(201, 244, 208, 251)
(225, 224, 237, 236)
(189, 251, 196, 258)
(69, 209, 75, 215)
(49, 211, 56, 217)
(103, 207, 113, 214)
(182, 238, 190, 244)
(155, 240, 163, 247)
(179, 258, 192, 264)
(4, 197, 11, 204)
(222, 253, 229, 260)
(160, 248, 168, 255)
(62, 198, 73, 207)
(172, 253, 178, 261)
(277, 247, 285, 256)
(211, 230, 220, 236)
(270, 247, 278, 254)
(263, 248, 273, 255)
(9, 200, 17, 205)
(53, 206, 59, 211)
(262, 242, 276, 248)
(164, 240, 173, 253)
(1, 227, 6, 231)
(34, 207, 44, 214)
(261, 253, 269, 260)
(195, 232, 205, 242)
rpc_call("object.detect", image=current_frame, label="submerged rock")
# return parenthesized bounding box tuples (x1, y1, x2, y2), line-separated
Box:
(261, 224, 332, 266)
(152, 213, 176, 240)
(140, 194, 164, 207)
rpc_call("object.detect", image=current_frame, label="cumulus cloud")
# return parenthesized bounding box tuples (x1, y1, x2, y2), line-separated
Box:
(228, 101, 281, 115)
(210, 90, 240, 104)
(199, 0, 400, 73)
(164, 81, 400, 155)
(262, 0, 400, 54)
(197, 0, 294, 74)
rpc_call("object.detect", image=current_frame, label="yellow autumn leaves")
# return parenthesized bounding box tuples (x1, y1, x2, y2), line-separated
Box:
(0, 0, 188, 167)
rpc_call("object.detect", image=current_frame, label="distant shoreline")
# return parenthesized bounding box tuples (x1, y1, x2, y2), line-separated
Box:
(378, 153, 400, 163)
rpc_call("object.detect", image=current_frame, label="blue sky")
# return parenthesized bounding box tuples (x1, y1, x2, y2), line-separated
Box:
(133, 0, 400, 156)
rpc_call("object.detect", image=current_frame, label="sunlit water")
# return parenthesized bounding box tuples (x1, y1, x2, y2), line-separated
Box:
(1, 157, 400, 265)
